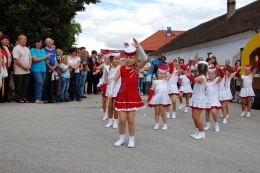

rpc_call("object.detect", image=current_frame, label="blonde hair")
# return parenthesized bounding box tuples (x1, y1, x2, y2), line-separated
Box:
(61, 55, 68, 64)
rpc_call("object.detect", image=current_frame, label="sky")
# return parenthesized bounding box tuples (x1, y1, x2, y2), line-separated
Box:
(75, 0, 256, 53)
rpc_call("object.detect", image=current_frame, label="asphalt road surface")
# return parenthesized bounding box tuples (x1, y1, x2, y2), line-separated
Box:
(0, 94, 259, 173)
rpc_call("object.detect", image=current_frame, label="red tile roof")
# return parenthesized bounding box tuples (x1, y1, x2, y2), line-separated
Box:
(155, 0, 260, 55)
(140, 30, 185, 51)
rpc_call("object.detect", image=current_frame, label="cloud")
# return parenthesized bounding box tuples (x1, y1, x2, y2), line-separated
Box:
(75, 0, 256, 53)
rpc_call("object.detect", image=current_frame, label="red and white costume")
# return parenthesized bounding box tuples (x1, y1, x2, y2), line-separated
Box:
(218, 75, 233, 102)
(115, 66, 145, 111)
(106, 65, 121, 98)
(149, 79, 171, 107)
(167, 71, 179, 96)
(240, 74, 255, 98)
(189, 75, 210, 109)
(179, 75, 193, 94)
(206, 78, 222, 109)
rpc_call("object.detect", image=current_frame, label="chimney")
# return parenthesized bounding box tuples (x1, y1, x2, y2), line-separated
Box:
(227, 0, 236, 19)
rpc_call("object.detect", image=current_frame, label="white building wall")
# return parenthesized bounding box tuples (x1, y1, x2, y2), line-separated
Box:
(163, 30, 259, 66)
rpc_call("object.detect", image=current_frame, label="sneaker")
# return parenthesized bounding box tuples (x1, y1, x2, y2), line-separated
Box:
(154, 124, 159, 130)
(192, 132, 205, 140)
(204, 126, 210, 131)
(190, 132, 199, 138)
(246, 113, 250, 118)
(178, 104, 183, 110)
(113, 121, 118, 129)
(105, 119, 113, 128)
(162, 124, 168, 130)
(184, 107, 188, 113)
(114, 135, 125, 147)
(172, 112, 176, 119)
(215, 124, 220, 132)
(222, 118, 227, 124)
(240, 112, 246, 117)
(128, 137, 135, 148)
(103, 113, 108, 121)
(166, 112, 170, 119)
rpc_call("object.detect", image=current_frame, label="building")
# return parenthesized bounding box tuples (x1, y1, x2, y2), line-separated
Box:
(154, 0, 260, 90)
(155, 0, 260, 66)
(140, 29, 185, 54)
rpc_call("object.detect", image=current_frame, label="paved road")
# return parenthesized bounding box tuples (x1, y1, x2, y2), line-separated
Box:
(0, 95, 259, 173)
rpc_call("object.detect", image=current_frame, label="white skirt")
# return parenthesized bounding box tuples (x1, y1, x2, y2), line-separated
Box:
(168, 84, 180, 95)
(240, 87, 255, 98)
(148, 93, 171, 107)
(179, 85, 193, 94)
(189, 94, 210, 109)
(207, 96, 222, 109)
(106, 84, 121, 98)
(218, 90, 233, 102)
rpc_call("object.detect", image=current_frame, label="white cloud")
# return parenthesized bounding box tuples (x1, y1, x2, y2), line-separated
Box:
(75, 0, 256, 53)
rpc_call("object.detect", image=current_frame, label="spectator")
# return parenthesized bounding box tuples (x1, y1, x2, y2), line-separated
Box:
(144, 66, 153, 95)
(151, 55, 162, 76)
(160, 55, 167, 65)
(0, 34, 13, 102)
(233, 60, 241, 103)
(59, 55, 71, 102)
(30, 38, 50, 103)
(43, 38, 58, 103)
(179, 58, 185, 65)
(12, 34, 32, 103)
(225, 60, 232, 68)
(87, 50, 101, 95)
(138, 65, 144, 95)
(55, 48, 63, 98)
(78, 47, 89, 98)
(0, 51, 3, 91)
(67, 47, 81, 101)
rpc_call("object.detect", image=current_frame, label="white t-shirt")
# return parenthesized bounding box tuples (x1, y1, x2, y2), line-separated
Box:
(13, 44, 32, 74)
(68, 56, 81, 73)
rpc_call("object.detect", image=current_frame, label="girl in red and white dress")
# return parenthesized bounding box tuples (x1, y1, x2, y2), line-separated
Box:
(107, 38, 147, 148)
(166, 60, 179, 119)
(97, 51, 111, 120)
(218, 65, 238, 124)
(103, 52, 121, 129)
(186, 61, 209, 140)
(178, 63, 193, 113)
(148, 61, 174, 130)
(239, 55, 258, 118)
(204, 65, 224, 132)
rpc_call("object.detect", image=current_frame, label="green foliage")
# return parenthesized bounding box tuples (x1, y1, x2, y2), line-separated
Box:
(0, 0, 100, 51)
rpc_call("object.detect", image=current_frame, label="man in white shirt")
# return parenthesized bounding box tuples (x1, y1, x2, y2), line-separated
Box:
(12, 34, 32, 103)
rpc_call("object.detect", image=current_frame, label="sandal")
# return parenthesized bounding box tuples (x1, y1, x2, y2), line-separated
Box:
(16, 99, 24, 103)
(23, 99, 29, 103)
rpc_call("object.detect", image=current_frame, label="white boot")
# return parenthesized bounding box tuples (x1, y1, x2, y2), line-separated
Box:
(179, 104, 183, 110)
(114, 134, 125, 147)
(246, 112, 250, 118)
(214, 122, 220, 132)
(204, 122, 210, 131)
(153, 123, 159, 130)
(162, 124, 168, 130)
(172, 112, 176, 119)
(193, 132, 206, 140)
(166, 112, 170, 119)
(222, 118, 227, 124)
(190, 128, 199, 138)
(128, 136, 135, 148)
(240, 111, 246, 117)
(103, 112, 108, 121)
(105, 119, 113, 128)
(113, 119, 118, 129)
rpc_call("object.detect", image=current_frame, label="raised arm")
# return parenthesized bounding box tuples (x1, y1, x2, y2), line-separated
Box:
(252, 55, 259, 76)
(216, 64, 225, 83)
(132, 38, 148, 69)
(186, 75, 205, 84)
(165, 59, 175, 81)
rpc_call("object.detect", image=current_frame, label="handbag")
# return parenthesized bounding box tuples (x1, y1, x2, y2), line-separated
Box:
(1, 66, 8, 78)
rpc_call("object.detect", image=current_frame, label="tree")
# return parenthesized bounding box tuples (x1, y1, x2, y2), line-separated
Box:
(0, 0, 100, 50)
